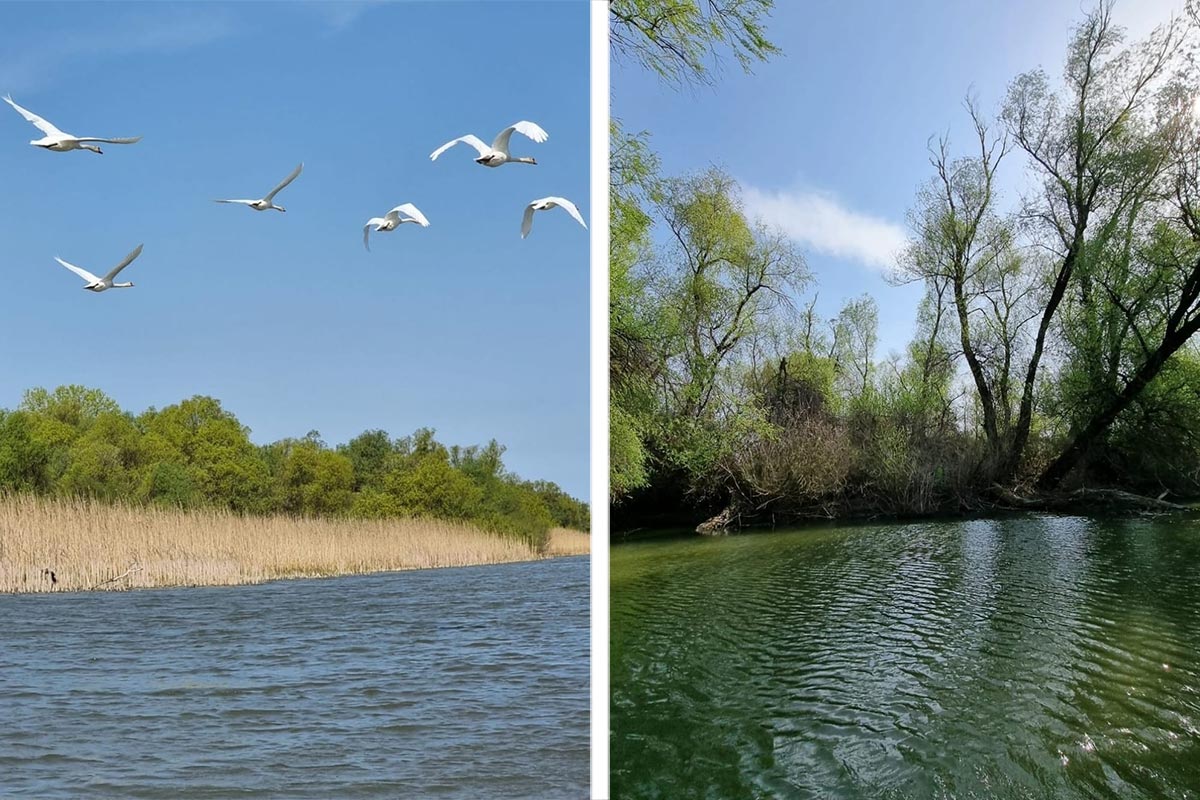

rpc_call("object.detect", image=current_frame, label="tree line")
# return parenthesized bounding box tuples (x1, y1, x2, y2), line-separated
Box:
(611, 0, 1200, 526)
(0, 385, 588, 548)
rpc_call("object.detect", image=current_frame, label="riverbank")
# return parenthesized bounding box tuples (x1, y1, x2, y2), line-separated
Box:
(614, 486, 1200, 538)
(0, 495, 588, 593)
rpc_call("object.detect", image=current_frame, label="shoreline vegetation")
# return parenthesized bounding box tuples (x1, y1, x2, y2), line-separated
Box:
(0, 495, 588, 594)
(612, 490, 1199, 539)
(0, 385, 590, 591)
(690, 488, 1198, 536)
(610, 1, 1200, 534)
(0, 384, 588, 548)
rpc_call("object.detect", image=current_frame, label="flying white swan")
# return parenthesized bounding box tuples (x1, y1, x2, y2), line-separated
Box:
(55, 244, 144, 292)
(3, 95, 141, 154)
(429, 121, 548, 167)
(521, 197, 587, 239)
(363, 203, 431, 251)
(214, 163, 304, 212)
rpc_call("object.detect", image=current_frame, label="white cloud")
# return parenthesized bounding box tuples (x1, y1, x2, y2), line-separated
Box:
(742, 184, 908, 273)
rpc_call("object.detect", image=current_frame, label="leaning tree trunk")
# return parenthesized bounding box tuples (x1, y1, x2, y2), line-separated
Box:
(1036, 321, 1200, 490)
(1004, 239, 1084, 481)
(953, 275, 1000, 458)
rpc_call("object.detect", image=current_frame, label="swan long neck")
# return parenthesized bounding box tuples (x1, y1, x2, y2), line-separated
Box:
(114, 282, 134, 288)
(514, 157, 537, 165)
(82, 144, 102, 154)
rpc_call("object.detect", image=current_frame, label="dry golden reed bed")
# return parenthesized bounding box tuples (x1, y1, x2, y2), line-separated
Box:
(0, 495, 589, 594)
(546, 527, 592, 556)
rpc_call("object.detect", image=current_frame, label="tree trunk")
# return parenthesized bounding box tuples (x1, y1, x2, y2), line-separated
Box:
(1004, 236, 1084, 479)
(953, 272, 1000, 454)
(1036, 321, 1200, 489)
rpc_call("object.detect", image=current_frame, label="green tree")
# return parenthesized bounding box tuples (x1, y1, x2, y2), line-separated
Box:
(20, 385, 120, 431)
(139, 396, 272, 513)
(0, 388, 585, 539)
(652, 168, 808, 486)
(611, 122, 663, 499)
(528, 480, 591, 530)
(610, 0, 782, 502)
(898, 102, 1028, 472)
(0, 411, 55, 492)
(1001, 2, 1184, 479)
(139, 461, 199, 508)
(475, 479, 555, 550)
(273, 440, 354, 516)
(452, 440, 563, 545)
(610, 0, 780, 85)
(830, 295, 879, 401)
(58, 412, 147, 500)
(384, 452, 483, 521)
(338, 429, 394, 491)
(348, 489, 404, 520)
(452, 439, 507, 484)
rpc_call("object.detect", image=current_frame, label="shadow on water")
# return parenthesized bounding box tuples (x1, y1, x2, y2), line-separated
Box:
(611, 516, 1200, 799)
(0, 557, 589, 800)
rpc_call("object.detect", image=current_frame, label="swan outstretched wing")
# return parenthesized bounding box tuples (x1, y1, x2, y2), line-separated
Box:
(521, 203, 537, 239)
(429, 134, 488, 161)
(523, 197, 586, 238)
(492, 120, 548, 153)
(546, 196, 587, 229)
(264, 163, 303, 202)
(391, 203, 430, 226)
(103, 244, 143, 281)
(4, 96, 66, 137)
(363, 218, 387, 251)
(76, 136, 142, 145)
(54, 257, 101, 284)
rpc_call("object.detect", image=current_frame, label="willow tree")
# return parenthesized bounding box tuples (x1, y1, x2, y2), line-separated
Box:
(1001, 1, 1185, 479)
(20, 385, 121, 431)
(609, 0, 779, 85)
(649, 168, 809, 482)
(899, 101, 1035, 474)
(1038, 76, 1200, 488)
(610, 123, 662, 497)
(609, 0, 781, 501)
(830, 295, 879, 401)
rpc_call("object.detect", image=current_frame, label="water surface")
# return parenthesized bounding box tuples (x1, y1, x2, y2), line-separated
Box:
(1, 557, 588, 799)
(612, 516, 1200, 798)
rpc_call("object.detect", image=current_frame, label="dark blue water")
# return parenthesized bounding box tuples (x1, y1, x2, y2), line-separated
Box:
(0, 557, 588, 799)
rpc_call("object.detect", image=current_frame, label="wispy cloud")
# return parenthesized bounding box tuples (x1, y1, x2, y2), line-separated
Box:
(297, 0, 388, 32)
(742, 184, 908, 273)
(0, 9, 238, 93)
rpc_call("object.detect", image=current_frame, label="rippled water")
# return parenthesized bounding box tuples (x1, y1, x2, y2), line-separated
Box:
(612, 516, 1200, 799)
(1, 557, 588, 799)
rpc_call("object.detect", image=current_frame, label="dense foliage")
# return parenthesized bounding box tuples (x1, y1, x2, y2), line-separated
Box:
(612, 1, 1200, 525)
(0, 386, 589, 550)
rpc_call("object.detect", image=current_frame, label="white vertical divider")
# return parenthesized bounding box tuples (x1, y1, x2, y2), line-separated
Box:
(589, 1, 611, 797)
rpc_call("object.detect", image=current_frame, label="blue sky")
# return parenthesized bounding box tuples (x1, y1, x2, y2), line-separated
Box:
(0, 1, 590, 499)
(613, 0, 1182, 360)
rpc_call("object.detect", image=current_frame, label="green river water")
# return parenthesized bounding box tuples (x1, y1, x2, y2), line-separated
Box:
(612, 515, 1200, 798)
